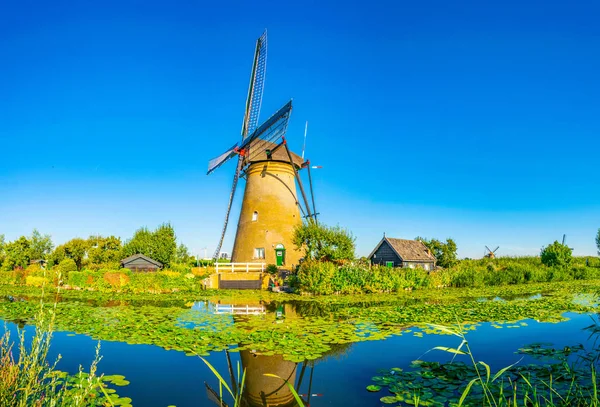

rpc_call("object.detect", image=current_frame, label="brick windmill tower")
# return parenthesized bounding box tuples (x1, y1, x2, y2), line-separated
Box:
(207, 32, 317, 268)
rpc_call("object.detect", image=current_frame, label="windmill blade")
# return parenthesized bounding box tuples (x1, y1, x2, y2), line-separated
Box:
(485, 245, 492, 253)
(493, 246, 499, 253)
(207, 143, 239, 175)
(242, 100, 293, 162)
(241, 31, 267, 139)
(212, 157, 243, 260)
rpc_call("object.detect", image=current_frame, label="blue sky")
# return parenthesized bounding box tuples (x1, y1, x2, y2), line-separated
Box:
(1, 0, 599, 259)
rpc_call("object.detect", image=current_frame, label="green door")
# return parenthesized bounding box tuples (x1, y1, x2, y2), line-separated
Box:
(275, 245, 286, 266)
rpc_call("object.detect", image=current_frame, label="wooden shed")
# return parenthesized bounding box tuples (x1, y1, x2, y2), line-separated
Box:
(120, 254, 163, 272)
(368, 237, 436, 270)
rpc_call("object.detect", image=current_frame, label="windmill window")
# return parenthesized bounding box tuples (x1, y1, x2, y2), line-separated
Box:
(252, 211, 258, 221)
(254, 248, 265, 259)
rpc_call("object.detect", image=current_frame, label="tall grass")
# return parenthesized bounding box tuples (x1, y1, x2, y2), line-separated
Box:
(428, 322, 600, 407)
(0, 285, 125, 406)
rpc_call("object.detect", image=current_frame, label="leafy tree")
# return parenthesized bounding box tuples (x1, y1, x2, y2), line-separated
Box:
(541, 241, 572, 268)
(0, 234, 5, 268)
(415, 237, 458, 268)
(29, 229, 54, 260)
(50, 238, 89, 271)
(87, 235, 122, 264)
(175, 243, 191, 263)
(2, 236, 31, 271)
(293, 221, 355, 262)
(596, 229, 600, 256)
(122, 223, 177, 266)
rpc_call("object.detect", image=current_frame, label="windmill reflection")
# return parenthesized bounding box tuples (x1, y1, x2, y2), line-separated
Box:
(204, 300, 329, 407)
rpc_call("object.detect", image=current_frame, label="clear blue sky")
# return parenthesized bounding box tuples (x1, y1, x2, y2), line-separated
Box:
(1, 0, 599, 259)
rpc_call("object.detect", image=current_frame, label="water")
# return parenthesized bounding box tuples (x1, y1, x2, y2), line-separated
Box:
(1, 303, 596, 407)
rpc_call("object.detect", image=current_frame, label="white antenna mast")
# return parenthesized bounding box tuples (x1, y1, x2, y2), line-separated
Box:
(301, 121, 308, 160)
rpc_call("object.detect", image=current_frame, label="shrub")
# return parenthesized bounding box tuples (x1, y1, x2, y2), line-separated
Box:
(25, 276, 49, 287)
(58, 258, 78, 276)
(541, 241, 572, 268)
(266, 264, 279, 275)
(297, 261, 336, 294)
(103, 271, 130, 290)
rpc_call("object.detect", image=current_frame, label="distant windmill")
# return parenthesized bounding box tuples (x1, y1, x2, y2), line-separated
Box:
(484, 246, 499, 259)
(561, 234, 574, 251)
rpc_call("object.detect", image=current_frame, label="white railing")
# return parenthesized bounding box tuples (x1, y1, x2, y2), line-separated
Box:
(215, 304, 266, 315)
(215, 262, 266, 273)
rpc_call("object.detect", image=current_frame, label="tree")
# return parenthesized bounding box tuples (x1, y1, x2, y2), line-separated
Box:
(175, 243, 191, 263)
(0, 234, 5, 268)
(51, 238, 89, 271)
(415, 237, 458, 268)
(29, 229, 54, 260)
(293, 221, 355, 262)
(122, 223, 177, 266)
(541, 241, 572, 268)
(87, 235, 122, 265)
(596, 229, 600, 256)
(2, 236, 31, 271)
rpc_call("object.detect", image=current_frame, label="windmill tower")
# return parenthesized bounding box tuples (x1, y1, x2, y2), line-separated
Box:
(207, 32, 317, 268)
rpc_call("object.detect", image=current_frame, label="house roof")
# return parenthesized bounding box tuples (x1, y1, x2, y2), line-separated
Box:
(243, 140, 304, 168)
(120, 254, 163, 267)
(368, 237, 436, 262)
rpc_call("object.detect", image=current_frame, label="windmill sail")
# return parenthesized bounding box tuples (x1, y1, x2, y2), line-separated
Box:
(241, 31, 267, 139)
(211, 31, 267, 260)
(207, 143, 239, 175)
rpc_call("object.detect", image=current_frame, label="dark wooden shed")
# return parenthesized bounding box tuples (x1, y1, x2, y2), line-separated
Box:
(120, 254, 163, 272)
(368, 237, 436, 270)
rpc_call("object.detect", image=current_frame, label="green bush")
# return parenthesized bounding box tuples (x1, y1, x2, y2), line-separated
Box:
(266, 264, 279, 275)
(57, 258, 77, 277)
(541, 241, 572, 267)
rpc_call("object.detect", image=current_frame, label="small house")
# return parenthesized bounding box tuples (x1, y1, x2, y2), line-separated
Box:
(368, 237, 436, 270)
(30, 259, 47, 269)
(120, 254, 163, 272)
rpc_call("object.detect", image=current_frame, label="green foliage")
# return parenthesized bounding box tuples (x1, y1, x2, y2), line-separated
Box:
(266, 264, 279, 275)
(29, 229, 53, 261)
(175, 243, 191, 263)
(58, 258, 78, 278)
(0, 302, 131, 407)
(541, 240, 572, 268)
(87, 235, 122, 264)
(596, 229, 600, 256)
(2, 236, 31, 271)
(295, 256, 600, 294)
(293, 221, 355, 262)
(0, 234, 5, 267)
(122, 223, 177, 267)
(415, 237, 458, 268)
(51, 238, 89, 271)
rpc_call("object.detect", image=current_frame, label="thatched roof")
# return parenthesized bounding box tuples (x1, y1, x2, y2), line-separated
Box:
(243, 140, 304, 168)
(369, 237, 436, 262)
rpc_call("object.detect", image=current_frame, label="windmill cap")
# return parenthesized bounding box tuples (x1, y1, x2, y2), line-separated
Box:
(243, 140, 304, 168)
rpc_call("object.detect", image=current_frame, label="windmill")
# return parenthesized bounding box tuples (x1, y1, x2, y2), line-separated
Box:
(207, 32, 317, 266)
(561, 234, 574, 251)
(484, 246, 499, 259)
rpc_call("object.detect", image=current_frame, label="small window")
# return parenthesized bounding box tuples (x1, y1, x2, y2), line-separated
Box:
(254, 248, 265, 259)
(423, 264, 430, 271)
(386, 261, 394, 268)
(252, 211, 258, 221)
